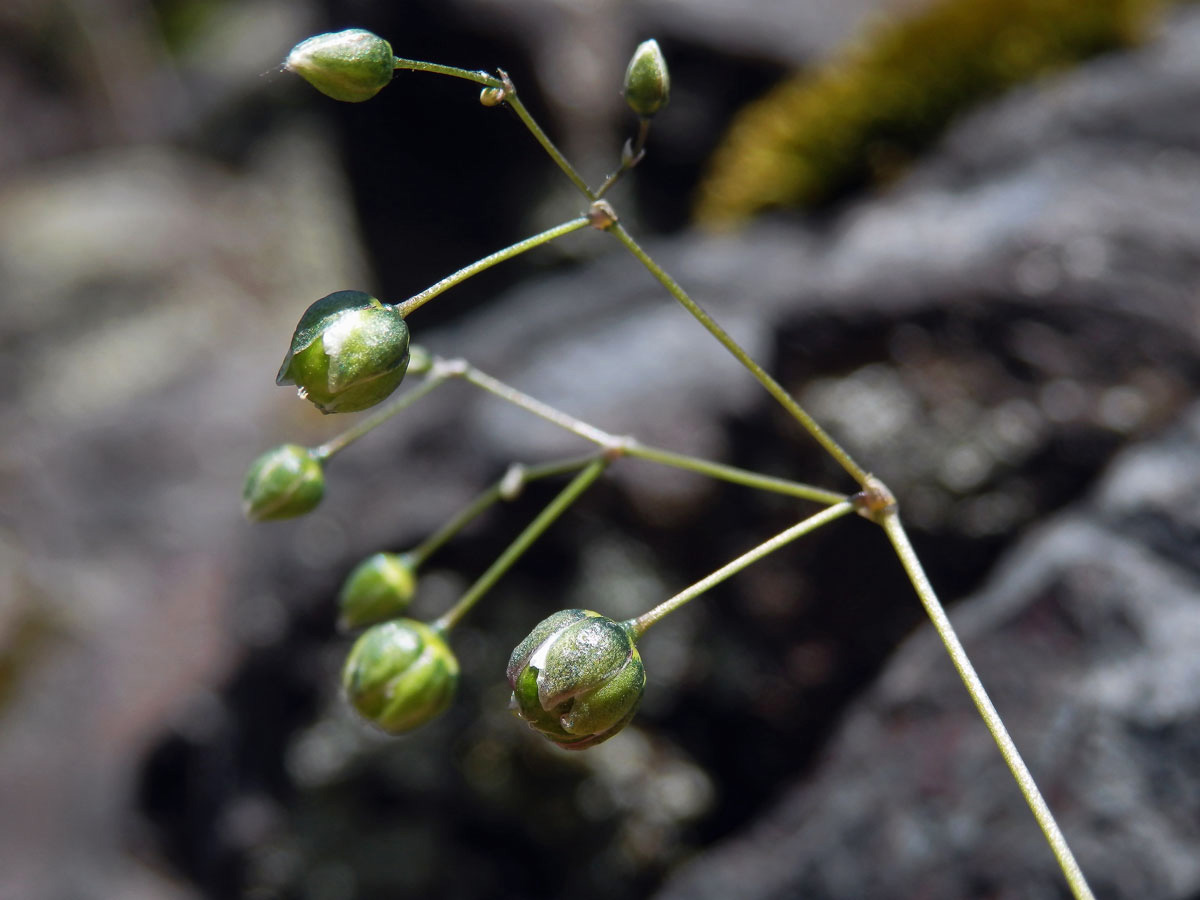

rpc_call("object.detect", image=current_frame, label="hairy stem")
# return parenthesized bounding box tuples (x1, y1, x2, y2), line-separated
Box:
(628, 500, 855, 638)
(396, 218, 589, 318)
(392, 57, 501, 87)
(880, 511, 1095, 900)
(313, 369, 450, 460)
(624, 441, 847, 506)
(500, 80, 596, 200)
(595, 117, 652, 199)
(410, 454, 601, 566)
(434, 458, 608, 632)
(606, 224, 871, 487)
(454, 362, 845, 504)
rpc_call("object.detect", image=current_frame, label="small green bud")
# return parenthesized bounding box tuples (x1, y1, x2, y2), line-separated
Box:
(342, 619, 459, 734)
(407, 343, 434, 376)
(276, 290, 411, 415)
(506, 609, 645, 750)
(623, 39, 670, 118)
(338, 552, 418, 631)
(242, 444, 324, 521)
(285, 29, 395, 103)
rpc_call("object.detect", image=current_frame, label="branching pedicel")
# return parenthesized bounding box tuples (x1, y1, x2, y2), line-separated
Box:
(244, 28, 1096, 899)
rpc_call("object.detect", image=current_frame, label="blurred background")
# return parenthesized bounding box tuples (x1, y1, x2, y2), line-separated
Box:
(2, 0, 1200, 898)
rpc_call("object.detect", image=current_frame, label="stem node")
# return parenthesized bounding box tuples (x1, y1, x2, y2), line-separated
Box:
(852, 474, 896, 523)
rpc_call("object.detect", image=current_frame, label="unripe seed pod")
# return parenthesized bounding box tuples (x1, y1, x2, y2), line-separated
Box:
(338, 552, 418, 631)
(342, 619, 459, 734)
(623, 39, 670, 118)
(507, 609, 645, 750)
(285, 29, 395, 103)
(276, 290, 411, 414)
(242, 444, 324, 521)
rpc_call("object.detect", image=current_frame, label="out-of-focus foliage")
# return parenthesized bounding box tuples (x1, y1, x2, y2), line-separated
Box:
(695, 0, 1163, 225)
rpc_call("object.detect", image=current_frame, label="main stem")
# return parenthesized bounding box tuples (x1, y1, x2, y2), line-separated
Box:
(433, 458, 608, 633)
(502, 89, 597, 200)
(880, 512, 1095, 900)
(606, 224, 871, 487)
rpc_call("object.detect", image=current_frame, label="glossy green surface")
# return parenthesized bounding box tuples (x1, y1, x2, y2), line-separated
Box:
(241, 444, 324, 521)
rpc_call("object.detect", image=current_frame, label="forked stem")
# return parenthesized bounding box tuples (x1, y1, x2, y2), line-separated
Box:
(410, 454, 601, 567)
(434, 458, 609, 632)
(880, 511, 1095, 900)
(606, 223, 871, 487)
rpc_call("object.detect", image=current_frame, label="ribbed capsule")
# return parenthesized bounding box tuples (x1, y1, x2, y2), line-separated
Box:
(241, 444, 324, 521)
(338, 552, 418, 631)
(276, 290, 411, 414)
(342, 619, 459, 734)
(507, 609, 645, 750)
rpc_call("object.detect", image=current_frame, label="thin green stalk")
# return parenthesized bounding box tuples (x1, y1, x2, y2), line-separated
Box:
(628, 500, 855, 638)
(313, 369, 450, 460)
(606, 223, 871, 487)
(624, 441, 847, 506)
(434, 458, 609, 633)
(410, 454, 602, 566)
(392, 57, 501, 88)
(595, 118, 652, 199)
(453, 361, 845, 503)
(880, 511, 1095, 900)
(455, 363, 617, 446)
(502, 88, 597, 200)
(396, 218, 589, 318)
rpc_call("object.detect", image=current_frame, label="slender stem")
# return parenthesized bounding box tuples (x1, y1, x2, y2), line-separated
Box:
(449, 360, 848, 504)
(392, 57, 501, 88)
(624, 441, 847, 506)
(410, 454, 601, 567)
(880, 511, 1095, 900)
(313, 369, 450, 460)
(606, 223, 871, 487)
(596, 117, 652, 199)
(454, 362, 617, 447)
(629, 500, 855, 638)
(434, 458, 609, 632)
(502, 87, 597, 200)
(396, 218, 589, 318)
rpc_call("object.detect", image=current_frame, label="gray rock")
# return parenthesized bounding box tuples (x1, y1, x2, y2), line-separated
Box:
(652, 402, 1200, 900)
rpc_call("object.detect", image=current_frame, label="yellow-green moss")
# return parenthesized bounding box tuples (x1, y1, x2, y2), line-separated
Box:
(695, 0, 1163, 227)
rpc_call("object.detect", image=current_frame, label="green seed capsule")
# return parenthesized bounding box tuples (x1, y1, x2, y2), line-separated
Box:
(276, 290, 411, 415)
(623, 39, 670, 118)
(338, 552, 418, 631)
(285, 29, 395, 103)
(342, 619, 459, 734)
(242, 444, 325, 521)
(506, 609, 645, 750)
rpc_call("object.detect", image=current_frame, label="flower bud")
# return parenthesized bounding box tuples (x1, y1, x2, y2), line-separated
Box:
(338, 552, 418, 631)
(506, 609, 645, 750)
(242, 444, 324, 521)
(285, 29, 395, 103)
(342, 619, 459, 734)
(276, 290, 411, 414)
(623, 39, 670, 118)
